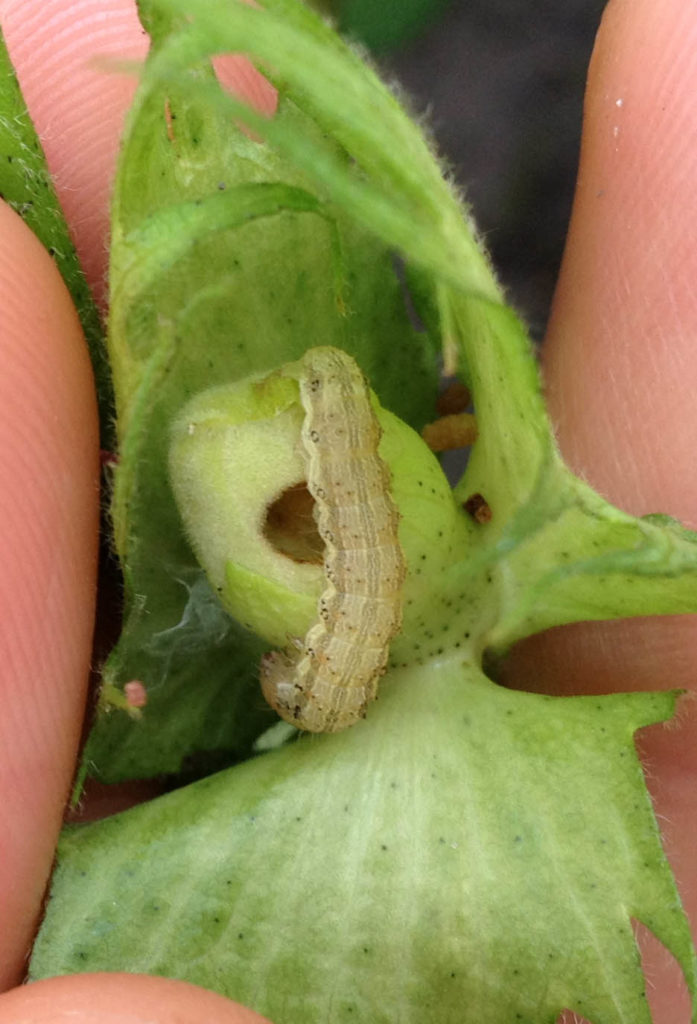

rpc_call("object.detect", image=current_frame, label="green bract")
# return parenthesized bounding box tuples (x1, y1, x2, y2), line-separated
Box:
(8, 1, 696, 1021)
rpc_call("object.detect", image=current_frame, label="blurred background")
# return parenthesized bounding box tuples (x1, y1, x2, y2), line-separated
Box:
(326, 0, 608, 340)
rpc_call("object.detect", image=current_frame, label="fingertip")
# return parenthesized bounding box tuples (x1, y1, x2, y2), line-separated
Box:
(0, 200, 99, 988)
(543, 0, 697, 522)
(526, 0, 697, 728)
(509, 7, 697, 968)
(0, 974, 273, 1024)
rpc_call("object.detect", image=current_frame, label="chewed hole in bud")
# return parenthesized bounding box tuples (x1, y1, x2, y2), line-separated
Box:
(264, 482, 323, 564)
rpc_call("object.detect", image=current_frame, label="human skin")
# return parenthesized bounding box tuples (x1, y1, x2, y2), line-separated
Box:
(0, 1, 694, 1021)
(505, 2, 697, 1019)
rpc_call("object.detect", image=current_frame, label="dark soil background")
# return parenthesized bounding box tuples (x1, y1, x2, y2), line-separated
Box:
(338, 0, 609, 340)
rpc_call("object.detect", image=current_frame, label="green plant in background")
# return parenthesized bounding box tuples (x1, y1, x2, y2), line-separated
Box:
(2, 1, 697, 1021)
(334, 0, 453, 53)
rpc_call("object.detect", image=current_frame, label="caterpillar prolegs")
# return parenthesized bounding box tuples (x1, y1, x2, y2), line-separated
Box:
(260, 347, 406, 733)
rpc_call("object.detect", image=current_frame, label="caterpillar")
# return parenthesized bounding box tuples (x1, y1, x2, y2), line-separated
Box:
(260, 347, 406, 733)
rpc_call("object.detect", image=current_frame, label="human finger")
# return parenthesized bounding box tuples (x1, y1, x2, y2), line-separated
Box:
(0, 201, 99, 989)
(0, 973, 272, 1023)
(505, 2, 697, 1019)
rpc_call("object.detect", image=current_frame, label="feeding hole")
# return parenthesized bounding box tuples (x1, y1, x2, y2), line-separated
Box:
(264, 482, 323, 564)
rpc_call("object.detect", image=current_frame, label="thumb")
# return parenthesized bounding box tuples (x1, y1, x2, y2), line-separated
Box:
(0, 973, 272, 1024)
(0, 201, 100, 988)
(544, 0, 697, 523)
(506, 3, 697, 1021)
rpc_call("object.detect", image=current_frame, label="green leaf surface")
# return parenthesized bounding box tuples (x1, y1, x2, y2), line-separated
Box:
(0, 26, 111, 443)
(33, 661, 696, 1024)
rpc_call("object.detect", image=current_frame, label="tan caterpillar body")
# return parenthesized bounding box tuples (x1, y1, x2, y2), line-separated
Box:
(260, 347, 406, 733)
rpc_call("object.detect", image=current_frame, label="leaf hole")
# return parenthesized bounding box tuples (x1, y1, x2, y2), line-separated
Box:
(264, 482, 323, 564)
